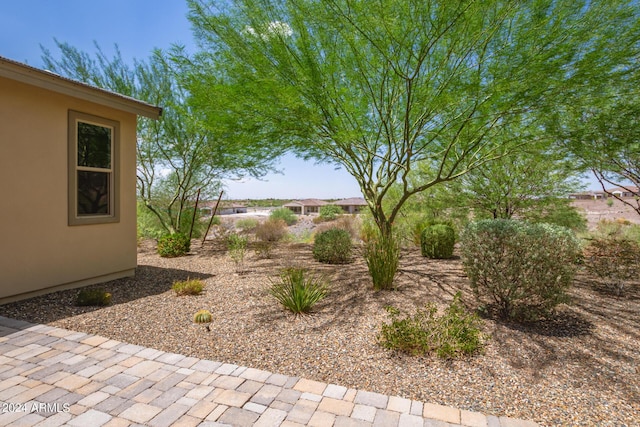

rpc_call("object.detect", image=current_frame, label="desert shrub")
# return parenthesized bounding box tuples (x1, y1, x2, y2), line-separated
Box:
(235, 218, 259, 232)
(460, 219, 581, 321)
(255, 218, 288, 242)
(313, 228, 352, 264)
(378, 293, 484, 359)
(76, 288, 112, 307)
(318, 204, 344, 221)
(584, 237, 640, 295)
(269, 267, 328, 315)
(592, 219, 640, 242)
(421, 224, 455, 259)
(315, 215, 361, 240)
(364, 231, 400, 290)
(172, 278, 205, 296)
(227, 234, 248, 272)
(157, 233, 190, 257)
(270, 208, 297, 225)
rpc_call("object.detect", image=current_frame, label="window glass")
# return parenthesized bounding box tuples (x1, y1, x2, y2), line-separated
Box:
(77, 171, 110, 215)
(77, 122, 111, 168)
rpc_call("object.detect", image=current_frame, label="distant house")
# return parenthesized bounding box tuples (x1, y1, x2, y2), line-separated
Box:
(199, 201, 247, 216)
(608, 186, 639, 198)
(283, 199, 328, 215)
(569, 191, 607, 200)
(334, 197, 368, 214)
(569, 187, 639, 200)
(0, 56, 162, 304)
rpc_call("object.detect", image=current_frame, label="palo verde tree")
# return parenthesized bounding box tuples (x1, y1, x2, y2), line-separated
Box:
(187, 0, 640, 285)
(41, 41, 285, 235)
(460, 139, 583, 220)
(557, 97, 640, 217)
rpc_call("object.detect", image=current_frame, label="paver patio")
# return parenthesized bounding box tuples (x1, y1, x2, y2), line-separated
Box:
(0, 316, 538, 426)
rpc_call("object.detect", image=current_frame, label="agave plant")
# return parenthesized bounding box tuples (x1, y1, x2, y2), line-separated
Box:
(193, 309, 213, 331)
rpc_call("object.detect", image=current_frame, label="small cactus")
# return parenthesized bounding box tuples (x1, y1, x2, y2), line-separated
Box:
(193, 309, 212, 331)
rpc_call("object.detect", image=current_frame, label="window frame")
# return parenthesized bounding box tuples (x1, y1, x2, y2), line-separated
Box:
(68, 110, 120, 225)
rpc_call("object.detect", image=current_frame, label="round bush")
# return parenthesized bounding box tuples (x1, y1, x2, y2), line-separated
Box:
(313, 228, 352, 264)
(157, 233, 191, 257)
(421, 224, 455, 259)
(460, 219, 581, 321)
(269, 208, 297, 226)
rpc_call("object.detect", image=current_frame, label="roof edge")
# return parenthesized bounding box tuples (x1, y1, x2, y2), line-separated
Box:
(0, 56, 162, 120)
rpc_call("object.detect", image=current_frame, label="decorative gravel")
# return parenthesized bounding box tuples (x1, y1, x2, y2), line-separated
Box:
(2, 239, 638, 426)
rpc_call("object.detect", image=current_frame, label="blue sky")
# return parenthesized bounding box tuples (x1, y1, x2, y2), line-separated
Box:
(0, 0, 362, 200)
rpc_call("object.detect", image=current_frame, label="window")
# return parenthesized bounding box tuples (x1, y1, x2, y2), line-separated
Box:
(68, 111, 119, 225)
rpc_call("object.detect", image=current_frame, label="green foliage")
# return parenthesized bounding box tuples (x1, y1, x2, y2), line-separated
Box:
(187, 0, 638, 291)
(157, 233, 191, 258)
(421, 224, 456, 259)
(378, 293, 484, 359)
(460, 220, 581, 321)
(364, 231, 400, 290)
(312, 228, 352, 264)
(522, 198, 587, 232)
(270, 208, 297, 226)
(592, 219, 640, 242)
(318, 204, 343, 221)
(137, 202, 166, 239)
(235, 218, 259, 232)
(172, 278, 205, 296)
(75, 289, 112, 307)
(269, 267, 328, 315)
(584, 237, 640, 296)
(227, 234, 248, 272)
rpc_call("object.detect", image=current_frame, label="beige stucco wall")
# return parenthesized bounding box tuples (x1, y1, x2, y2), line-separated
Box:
(0, 76, 138, 303)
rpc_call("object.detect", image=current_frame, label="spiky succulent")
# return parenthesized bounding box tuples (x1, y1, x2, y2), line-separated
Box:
(193, 309, 212, 331)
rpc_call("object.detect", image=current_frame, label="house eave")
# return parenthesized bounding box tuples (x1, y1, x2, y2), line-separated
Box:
(0, 56, 162, 120)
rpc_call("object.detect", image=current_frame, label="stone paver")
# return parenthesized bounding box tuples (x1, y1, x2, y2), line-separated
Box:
(0, 315, 539, 427)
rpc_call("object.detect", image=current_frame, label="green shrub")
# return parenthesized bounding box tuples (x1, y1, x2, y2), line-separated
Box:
(255, 218, 288, 242)
(318, 204, 343, 221)
(313, 228, 352, 264)
(378, 292, 484, 359)
(75, 289, 112, 307)
(364, 231, 399, 290)
(584, 237, 640, 295)
(460, 220, 581, 321)
(270, 208, 297, 226)
(157, 233, 190, 257)
(421, 224, 455, 259)
(235, 218, 259, 232)
(172, 278, 205, 296)
(227, 234, 248, 272)
(269, 267, 327, 315)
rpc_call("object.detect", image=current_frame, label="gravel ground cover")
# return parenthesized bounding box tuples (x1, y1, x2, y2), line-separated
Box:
(1, 239, 638, 426)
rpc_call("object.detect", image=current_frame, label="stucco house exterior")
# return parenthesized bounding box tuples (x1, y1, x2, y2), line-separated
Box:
(334, 197, 368, 214)
(0, 56, 161, 304)
(283, 199, 328, 215)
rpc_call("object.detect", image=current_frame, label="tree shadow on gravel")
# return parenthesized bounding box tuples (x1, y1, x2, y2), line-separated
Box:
(0, 265, 213, 325)
(493, 311, 594, 338)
